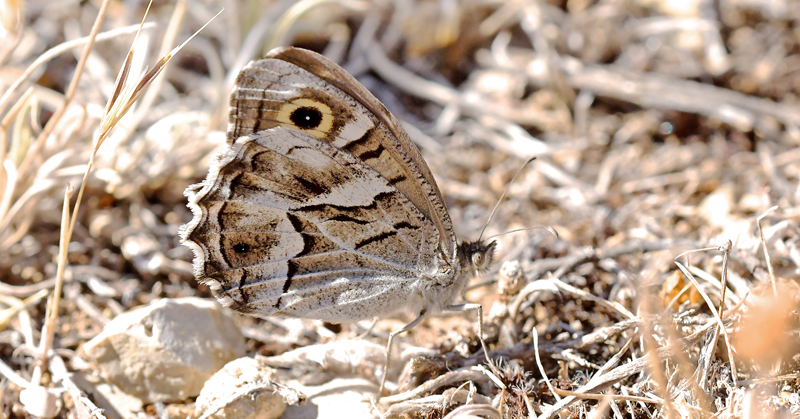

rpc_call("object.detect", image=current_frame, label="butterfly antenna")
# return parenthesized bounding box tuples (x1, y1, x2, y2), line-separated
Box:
(478, 157, 537, 242)
(486, 226, 559, 242)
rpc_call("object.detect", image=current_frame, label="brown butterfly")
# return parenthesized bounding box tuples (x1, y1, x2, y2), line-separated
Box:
(181, 47, 496, 394)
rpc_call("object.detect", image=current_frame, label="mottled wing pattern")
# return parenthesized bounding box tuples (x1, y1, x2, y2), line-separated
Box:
(231, 47, 457, 259)
(181, 47, 458, 321)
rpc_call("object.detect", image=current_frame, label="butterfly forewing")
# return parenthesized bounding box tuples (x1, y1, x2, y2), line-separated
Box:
(229, 47, 457, 259)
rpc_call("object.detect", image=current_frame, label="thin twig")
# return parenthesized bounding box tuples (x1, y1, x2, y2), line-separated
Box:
(0, 358, 32, 389)
(379, 367, 489, 405)
(533, 330, 560, 402)
(551, 388, 707, 411)
(34, 184, 72, 383)
(756, 206, 779, 296)
(0, 289, 49, 329)
(674, 261, 738, 386)
(50, 355, 105, 419)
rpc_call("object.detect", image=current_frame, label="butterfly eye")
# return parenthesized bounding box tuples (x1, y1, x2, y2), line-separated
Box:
(472, 252, 484, 267)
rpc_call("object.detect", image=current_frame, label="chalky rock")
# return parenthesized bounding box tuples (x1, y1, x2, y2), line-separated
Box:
(19, 386, 59, 418)
(281, 377, 377, 419)
(82, 297, 246, 403)
(195, 357, 294, 419)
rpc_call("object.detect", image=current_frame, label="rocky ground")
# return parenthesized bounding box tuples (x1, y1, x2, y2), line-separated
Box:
(0, 0, 799, 418)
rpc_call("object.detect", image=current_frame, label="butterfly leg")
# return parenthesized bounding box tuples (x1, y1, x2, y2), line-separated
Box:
(446, 303, 491, 363)
(378, 312, 426, 396)
(356, 317, 380, 339)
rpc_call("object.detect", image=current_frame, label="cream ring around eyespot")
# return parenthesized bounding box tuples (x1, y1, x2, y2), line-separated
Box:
(275, 98, 334, 139)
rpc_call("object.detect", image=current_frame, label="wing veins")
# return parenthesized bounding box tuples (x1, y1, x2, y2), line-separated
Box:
(263, 132, 424, 250)
(216, 148, 422, 253)
(215, 247, 416, 274)
(241, 267, 411, 291)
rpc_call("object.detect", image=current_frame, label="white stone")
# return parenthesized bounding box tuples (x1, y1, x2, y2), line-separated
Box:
(256, 341, 382, 418)
(20, 386, 59, 418)
(281, 377, 378, 419)
(82, 297, 246, 403)
(195, 357, 295, 419)
(260, 340, 384, 382)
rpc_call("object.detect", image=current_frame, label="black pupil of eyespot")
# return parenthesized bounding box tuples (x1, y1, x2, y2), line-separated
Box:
(233, 243, 249, 253)
(290, 106, 323, 129)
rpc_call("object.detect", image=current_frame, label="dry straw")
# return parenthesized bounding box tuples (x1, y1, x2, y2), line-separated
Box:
(0, 0, 219, 416)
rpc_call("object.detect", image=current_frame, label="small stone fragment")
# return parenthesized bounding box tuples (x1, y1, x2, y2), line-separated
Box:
(82, 297, 246, 403)
(497, 260, 523, 300)
(195, 357, 299, 419)
(259, 339, 384, 383)
(281, 377, 377, 419)
(20, 386, 59, 418)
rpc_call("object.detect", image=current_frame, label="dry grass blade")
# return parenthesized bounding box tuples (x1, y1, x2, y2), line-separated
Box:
(67, 4, 222, 244)
(16, 184, 72, 418)
(0, 159, 18, 231)
(639, 314, 677, 419)
(756, 206, 779, 296)
(380, 367, 490, 405)
(14, 0, 111, 180)
(552, 388, 671, 407)
(35, 184, 72, 375)
(0, 23, 154, 117)
(0, 289, 48, 330)
(0, 358, 31, 389)
(532, 330, 560, 403)
(96, 4, 222, 150)
(674, 261, 738, 386)
(128, 0, 187, 127)
(675, 242, 740, 386)
(49, 355, 106, 419)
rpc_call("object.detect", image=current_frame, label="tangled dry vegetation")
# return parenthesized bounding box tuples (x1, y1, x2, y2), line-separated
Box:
(1, 0, 799, 418)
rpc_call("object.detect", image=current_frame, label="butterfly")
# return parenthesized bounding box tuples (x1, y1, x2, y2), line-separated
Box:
(181, 46, 496, 394)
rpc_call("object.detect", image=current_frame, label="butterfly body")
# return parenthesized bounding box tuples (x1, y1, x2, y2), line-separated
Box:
(181, 47, 495, 325)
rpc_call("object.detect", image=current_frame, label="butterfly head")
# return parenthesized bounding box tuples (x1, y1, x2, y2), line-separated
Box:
(458, 240, 497, 275)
